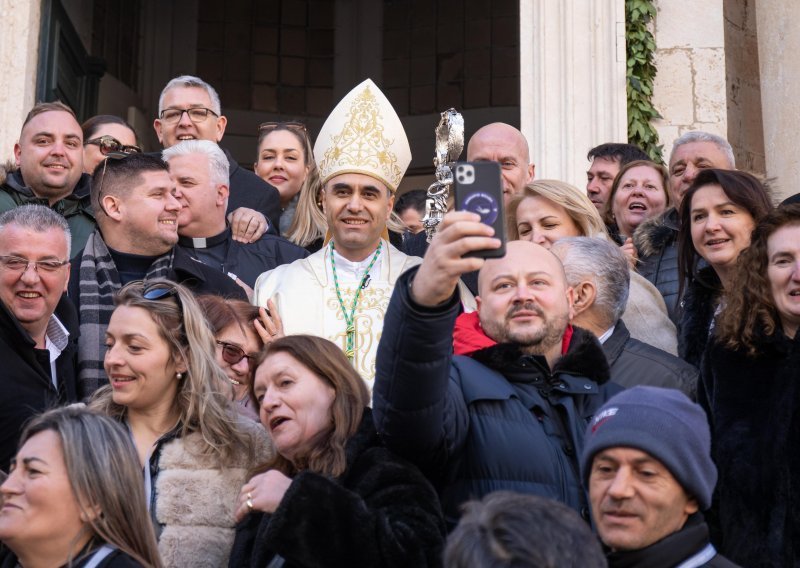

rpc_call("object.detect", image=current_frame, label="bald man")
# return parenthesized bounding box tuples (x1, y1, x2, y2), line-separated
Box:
(467, 122, 535, 205)
(374, 212, 621, 526)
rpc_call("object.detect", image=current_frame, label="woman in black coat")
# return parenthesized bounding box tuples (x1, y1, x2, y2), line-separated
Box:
(230, 335, 445, 568)
(700, 205, 800, 567)
(676, 169, 772, 366)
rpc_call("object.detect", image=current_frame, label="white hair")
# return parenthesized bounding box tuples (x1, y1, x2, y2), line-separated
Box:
(551, 237, 629, 328)
(670, 131, 735, 169)
(158, 75, 222, 115)
(0, 204, 72, 259)
(162, 140, 230, 187)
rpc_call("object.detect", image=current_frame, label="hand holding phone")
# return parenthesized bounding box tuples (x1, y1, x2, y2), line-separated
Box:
(453, 162, 507, 258)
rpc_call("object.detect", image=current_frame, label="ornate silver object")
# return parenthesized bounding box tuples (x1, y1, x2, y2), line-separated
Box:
(424, 108, 464, 242)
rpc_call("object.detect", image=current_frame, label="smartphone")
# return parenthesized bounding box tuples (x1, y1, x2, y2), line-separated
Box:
(453, 161, 507, 258)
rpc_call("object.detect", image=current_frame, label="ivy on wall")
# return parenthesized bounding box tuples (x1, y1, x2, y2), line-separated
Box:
(626, 0, 663, 163)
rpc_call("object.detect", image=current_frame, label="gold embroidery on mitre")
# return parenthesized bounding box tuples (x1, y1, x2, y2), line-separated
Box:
(320, 85, 403, 190)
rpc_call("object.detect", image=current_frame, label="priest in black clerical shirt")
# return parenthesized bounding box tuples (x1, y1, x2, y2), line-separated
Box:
(164, 140, 307, 289)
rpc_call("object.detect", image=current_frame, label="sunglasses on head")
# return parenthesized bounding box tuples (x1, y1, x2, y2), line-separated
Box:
(142, 283, 184, 317)
(86, 135, 141, 158)
(258, 121, 307, 135)
(216, 341, 257, 366)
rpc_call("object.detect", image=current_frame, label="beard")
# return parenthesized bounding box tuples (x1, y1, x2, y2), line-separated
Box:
(481, 301, 569, 355)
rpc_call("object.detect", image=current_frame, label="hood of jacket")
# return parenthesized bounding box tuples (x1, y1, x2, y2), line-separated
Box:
(633, 207, 680, 257)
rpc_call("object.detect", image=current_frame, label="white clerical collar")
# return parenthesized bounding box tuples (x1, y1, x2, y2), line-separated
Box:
(597, 325, 616, 344)
(329, 243, 385, 281)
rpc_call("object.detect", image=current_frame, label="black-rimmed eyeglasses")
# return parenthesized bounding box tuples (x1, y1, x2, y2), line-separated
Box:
(159, 108, 219, 124)
(216, 341, 258, 366)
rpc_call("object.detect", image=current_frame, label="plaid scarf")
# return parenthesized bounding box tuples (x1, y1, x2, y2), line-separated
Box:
(77, 230, 173, 398)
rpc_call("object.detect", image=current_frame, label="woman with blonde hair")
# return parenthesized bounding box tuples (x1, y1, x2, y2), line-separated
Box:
(90, 280, 271, 567)
(505, 179, 678, 355)
(255, 122, 326, 250)
(0, 405, 162, 567)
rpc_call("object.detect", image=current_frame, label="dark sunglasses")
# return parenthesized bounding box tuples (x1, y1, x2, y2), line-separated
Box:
(142, 282, 184, 315)
(86, 135, 141, 158)
(216, 341, 257, 366)
(258, 121, 307, 134)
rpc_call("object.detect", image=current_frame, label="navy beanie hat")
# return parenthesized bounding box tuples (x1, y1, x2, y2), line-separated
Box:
(580, 386, 717, 510)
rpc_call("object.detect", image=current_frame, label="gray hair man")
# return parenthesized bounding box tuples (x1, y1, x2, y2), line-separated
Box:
(551, 237, 697, 396)
(154, 75, 281, 239)
(165, 140, 307, 289)
(0, 204, 79, 471)
(582, 386, 739, 567)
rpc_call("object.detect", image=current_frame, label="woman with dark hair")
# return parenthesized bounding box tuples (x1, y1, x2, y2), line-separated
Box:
(0, 405, 162, 567)
(197, 295, 282, 421)
(229, 335, 445, 567)
(81, 115, 141, 175)
(700, 204, 800, 567)
(676, 169, 772, 366)
(90, 280, 271, 567)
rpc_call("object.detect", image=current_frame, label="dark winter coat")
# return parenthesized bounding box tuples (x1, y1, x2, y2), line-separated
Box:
(0, 167, 96, 254)
(373, 266, 622, 526)
(700, 327, 800, 568)
(603, 320, 698, 399)
(678, 267, 721, 368)
(223, 148, 282, 235)
(228, 410, 445, 568)
(633, 207, 682, 324)
(606, 513, 739, 568)
(0, 295, 79, 472)
(177, 227, 308, 287)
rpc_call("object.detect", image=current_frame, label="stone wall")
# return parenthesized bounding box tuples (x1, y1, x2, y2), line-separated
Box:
(724, 0, 765, 175)
(650, 0, 727, 162)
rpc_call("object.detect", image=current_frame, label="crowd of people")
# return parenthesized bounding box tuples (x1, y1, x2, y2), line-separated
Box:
(0, 72, 796, 568)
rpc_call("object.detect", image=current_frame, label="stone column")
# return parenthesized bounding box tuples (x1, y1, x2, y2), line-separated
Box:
(520, 0, 627, 188)
(0, 0, 41, 162)
(756, 0, 800, 200)
(650, 0, 727, 162)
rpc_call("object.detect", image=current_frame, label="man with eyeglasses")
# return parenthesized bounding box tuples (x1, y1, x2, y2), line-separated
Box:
(164, 139, 308, 291)
(154, 75, 281, 239)
(0, 204, 79, 473)
(0, 101, 96, 253)
(67, 153, 246, 397)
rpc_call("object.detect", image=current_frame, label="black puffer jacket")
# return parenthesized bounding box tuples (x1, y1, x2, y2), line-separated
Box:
(228, 410, 445, 568)
(373, 266, 622, 526)
(634, 207, 682, 324)
(603, 320, 698, 399)
(700, 328, 800, 568)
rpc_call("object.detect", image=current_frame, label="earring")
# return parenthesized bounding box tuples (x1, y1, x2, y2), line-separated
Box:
(176, 372, 184, 380)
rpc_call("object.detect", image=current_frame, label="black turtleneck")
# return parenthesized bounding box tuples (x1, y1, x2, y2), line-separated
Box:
(107, 247, 161, 284)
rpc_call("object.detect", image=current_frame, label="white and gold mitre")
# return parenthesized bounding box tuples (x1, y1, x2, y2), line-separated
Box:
(314, 78, 411, 193)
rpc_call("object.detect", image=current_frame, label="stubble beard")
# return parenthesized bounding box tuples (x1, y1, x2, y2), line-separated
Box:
(482, 301, 569, 355)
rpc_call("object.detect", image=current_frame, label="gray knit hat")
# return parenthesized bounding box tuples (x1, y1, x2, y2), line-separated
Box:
(580, 386, 717, 510)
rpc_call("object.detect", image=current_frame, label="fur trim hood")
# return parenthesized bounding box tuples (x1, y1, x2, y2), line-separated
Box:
(633, 207, 680, 257)
(0, 162, 15, 188)
(468, 325, 611, 386)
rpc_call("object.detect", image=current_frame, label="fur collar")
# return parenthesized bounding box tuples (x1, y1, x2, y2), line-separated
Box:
(0, 161, 15, 187)
(633, 207, 680, 257)
(468, 326, 611, 385)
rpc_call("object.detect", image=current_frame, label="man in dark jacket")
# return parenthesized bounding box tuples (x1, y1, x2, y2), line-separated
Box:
(0, 205, 79, 471)
(551, 237, 697, 398)
(0, 101, 95, 253)
(153, 75, 281, 236)
(68, 153, 245, 398)
(374, 212, 621, 525)
(582, 386, 739, 567)
(164, 140, 308, 289)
